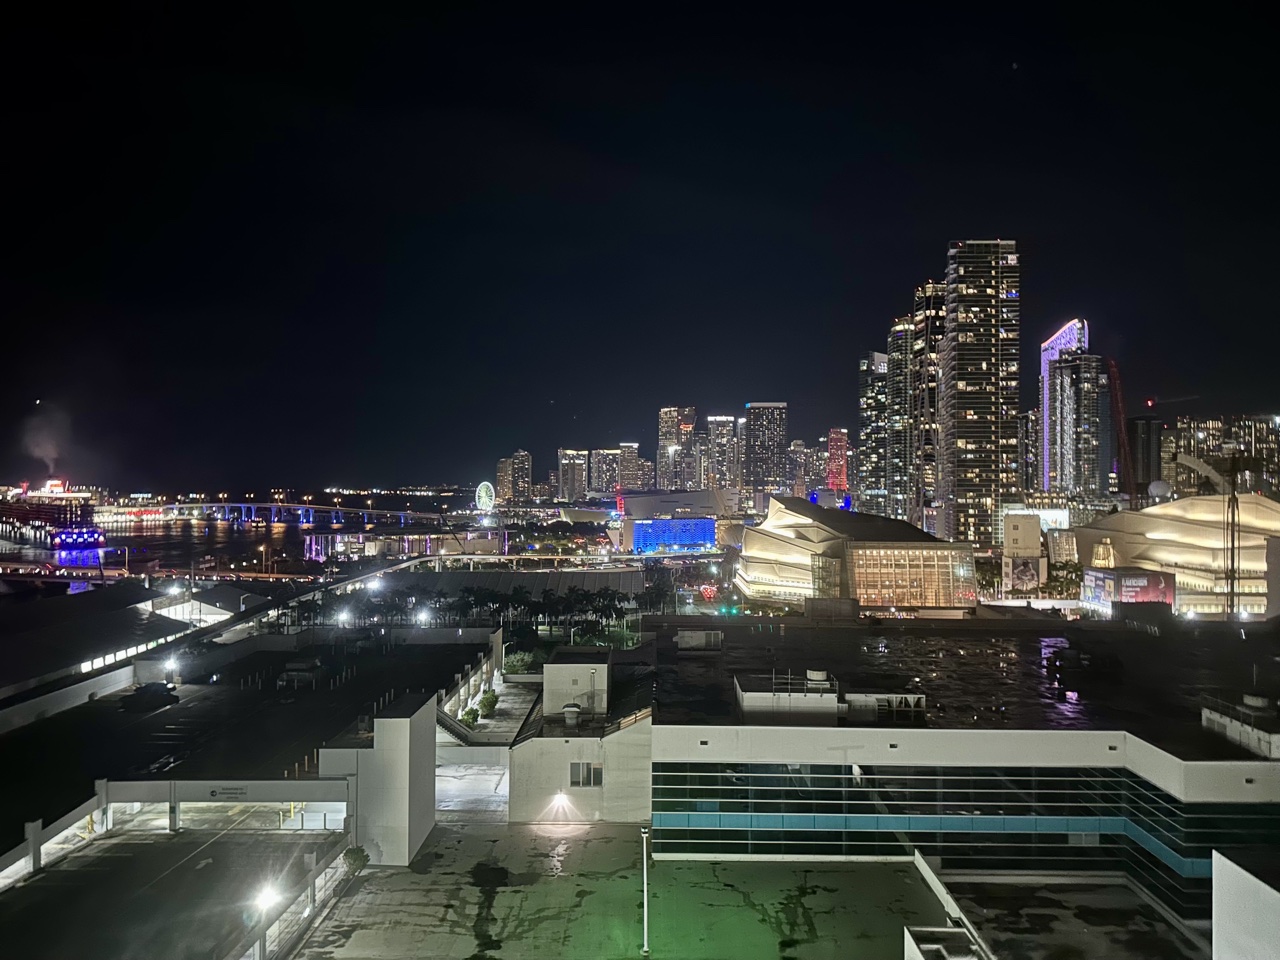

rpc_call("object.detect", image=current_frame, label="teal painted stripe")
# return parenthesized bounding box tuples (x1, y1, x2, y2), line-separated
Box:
(648, 812, 1213, 878)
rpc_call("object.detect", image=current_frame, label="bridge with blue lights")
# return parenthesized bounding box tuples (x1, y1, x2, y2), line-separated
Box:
(166, 502, 447, 527)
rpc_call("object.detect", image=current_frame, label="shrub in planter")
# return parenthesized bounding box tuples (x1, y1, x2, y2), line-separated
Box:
(503, 651, 534, 674)
(343, 846, 370, 876)
(479, 690, 499, 718)
(460, 707, 479, 729)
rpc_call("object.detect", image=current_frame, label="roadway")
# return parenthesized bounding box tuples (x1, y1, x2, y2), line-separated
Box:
(0, 829, 340, 960)
(0, 643, 486, 851)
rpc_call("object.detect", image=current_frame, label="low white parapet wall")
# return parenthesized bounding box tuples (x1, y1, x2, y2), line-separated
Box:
(1202, 708, 1280, 760)
(106, 778, 350, 804)
(0, 666, 136, 736)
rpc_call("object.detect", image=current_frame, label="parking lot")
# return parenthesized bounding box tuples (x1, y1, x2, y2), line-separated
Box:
(0, 829, 342, 960)
(0, 643, 485, 850)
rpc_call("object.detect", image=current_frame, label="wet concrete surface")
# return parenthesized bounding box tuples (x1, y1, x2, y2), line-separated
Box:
(949, 882, 1207, 960)
(0, 829, 340, 960)
(651, 626, 1276, 760)
(435, 764, 509, 824)
(293, 823, 949, 959)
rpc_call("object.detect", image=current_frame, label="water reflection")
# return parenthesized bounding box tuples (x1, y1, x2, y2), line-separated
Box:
(0, 518, 368, 569)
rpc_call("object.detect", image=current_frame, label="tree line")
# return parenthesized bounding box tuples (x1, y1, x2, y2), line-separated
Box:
(295, 580, 675, 634)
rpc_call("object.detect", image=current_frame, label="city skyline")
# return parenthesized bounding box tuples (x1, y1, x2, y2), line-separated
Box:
(3, 10, 1276, 491)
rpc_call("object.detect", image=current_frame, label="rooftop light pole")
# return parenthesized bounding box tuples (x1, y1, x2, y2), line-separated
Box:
(640, 826, 650, 957)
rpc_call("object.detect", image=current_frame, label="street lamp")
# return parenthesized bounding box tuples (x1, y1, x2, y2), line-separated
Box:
(640, 827, 650, 957)
(255, 886, 281, 911)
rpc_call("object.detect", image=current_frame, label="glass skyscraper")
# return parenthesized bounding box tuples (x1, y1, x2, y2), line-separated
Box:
(857, 352, 888, 515)
(742, 402, 788, 492)
(886, 318, 914, 520)
(938, 240, 1020, 546)
(908, 282, 945, 529)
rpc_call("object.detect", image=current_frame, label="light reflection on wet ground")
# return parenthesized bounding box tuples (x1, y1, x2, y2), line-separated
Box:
(654, 626, 1280, 759)
(950, 882, 1207, 960)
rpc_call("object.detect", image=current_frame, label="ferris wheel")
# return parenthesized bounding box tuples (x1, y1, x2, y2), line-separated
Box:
(475, 481, 496, 512)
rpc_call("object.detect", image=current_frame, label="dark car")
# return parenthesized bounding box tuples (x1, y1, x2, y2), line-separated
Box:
(120, 682, 179, 712)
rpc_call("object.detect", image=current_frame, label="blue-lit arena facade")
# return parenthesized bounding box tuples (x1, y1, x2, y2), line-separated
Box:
(648, 729, 1280, 919)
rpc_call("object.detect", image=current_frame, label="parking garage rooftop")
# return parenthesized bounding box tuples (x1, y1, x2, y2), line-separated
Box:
(646, 625, 1271, 761)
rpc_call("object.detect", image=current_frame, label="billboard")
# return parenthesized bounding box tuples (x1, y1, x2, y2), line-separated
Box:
(1116, 570, 1175, 606)
(1082, 567, 1176, 610)
(1081, 568, 1114, 607)
(1003, 556, 1047, 593)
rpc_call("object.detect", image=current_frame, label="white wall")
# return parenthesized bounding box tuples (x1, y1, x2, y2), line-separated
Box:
(0, 665, 135, 735)
(354, 720, 409, 865)
(509, 719, 651, 823)
(344, 695, 437, 866)
(651, 726, 1280, 804)
(1213, 851, 1280, 960)
(107, 779, 349, 804)
(406, 696, 435, 863)
(652, 725, 1127, 769)
(543, 663, 608, 717)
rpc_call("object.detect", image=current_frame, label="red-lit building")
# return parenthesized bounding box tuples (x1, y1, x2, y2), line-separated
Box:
(826, 427, 848, 493)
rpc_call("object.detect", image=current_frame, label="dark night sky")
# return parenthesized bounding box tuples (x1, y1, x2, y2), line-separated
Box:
(2, 6, 1275, 491)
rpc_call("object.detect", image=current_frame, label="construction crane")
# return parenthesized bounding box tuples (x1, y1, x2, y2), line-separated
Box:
(1143, 394, 1200, 410)
(1175, 446, 1263, 618)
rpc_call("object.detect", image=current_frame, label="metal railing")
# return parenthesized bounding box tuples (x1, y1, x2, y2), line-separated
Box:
(510, 692, 544, 747)
(601, 706, 653, 738)
(223, 831, 351, 960)
(435, 708, 475, 744)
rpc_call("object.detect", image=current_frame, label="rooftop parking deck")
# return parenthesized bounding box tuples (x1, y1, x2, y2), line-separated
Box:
(647, 625, 1276, 761)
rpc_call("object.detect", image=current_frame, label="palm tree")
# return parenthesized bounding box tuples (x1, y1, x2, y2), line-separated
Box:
(456, 587, 478, 623)
(509, 585, 532, 623)
(540, 588, 564, 636)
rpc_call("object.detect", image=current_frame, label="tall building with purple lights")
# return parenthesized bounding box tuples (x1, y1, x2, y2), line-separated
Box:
(1040, 319, 1088, 491)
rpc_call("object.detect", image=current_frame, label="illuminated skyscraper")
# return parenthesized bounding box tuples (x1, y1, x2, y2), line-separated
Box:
(826, 427, 848, 493)
(857, 351, 888, 515)
(742, 402, 788, 491)
(706, 415, 737, 489)
(938, 239, 1020, 546)
(1039, 319, 1089, 491)
(495, 457, 514, 502)
(556, 449, 587, 502)
(1046, 350, 1112, 496)
(1016, 410, 1039, 492)
(589, 449, 621, 492)
(618, 442, 642, 489)
(886, 317, 914, 520)
(909, 282, 946, 526)
(499, 449, 532, 501)
(657, 406, 696, 489)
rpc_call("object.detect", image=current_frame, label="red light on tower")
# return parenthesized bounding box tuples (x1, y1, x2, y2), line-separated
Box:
(1145, 398, 1155, 408)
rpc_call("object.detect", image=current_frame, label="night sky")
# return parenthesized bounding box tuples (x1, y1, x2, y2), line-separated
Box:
(3, 7, 1275, 491)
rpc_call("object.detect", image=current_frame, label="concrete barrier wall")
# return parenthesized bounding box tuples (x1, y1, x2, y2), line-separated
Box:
(305, 626, 494, 645)
(104, 779, 350, 804)
(0, 666, 136, 736)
